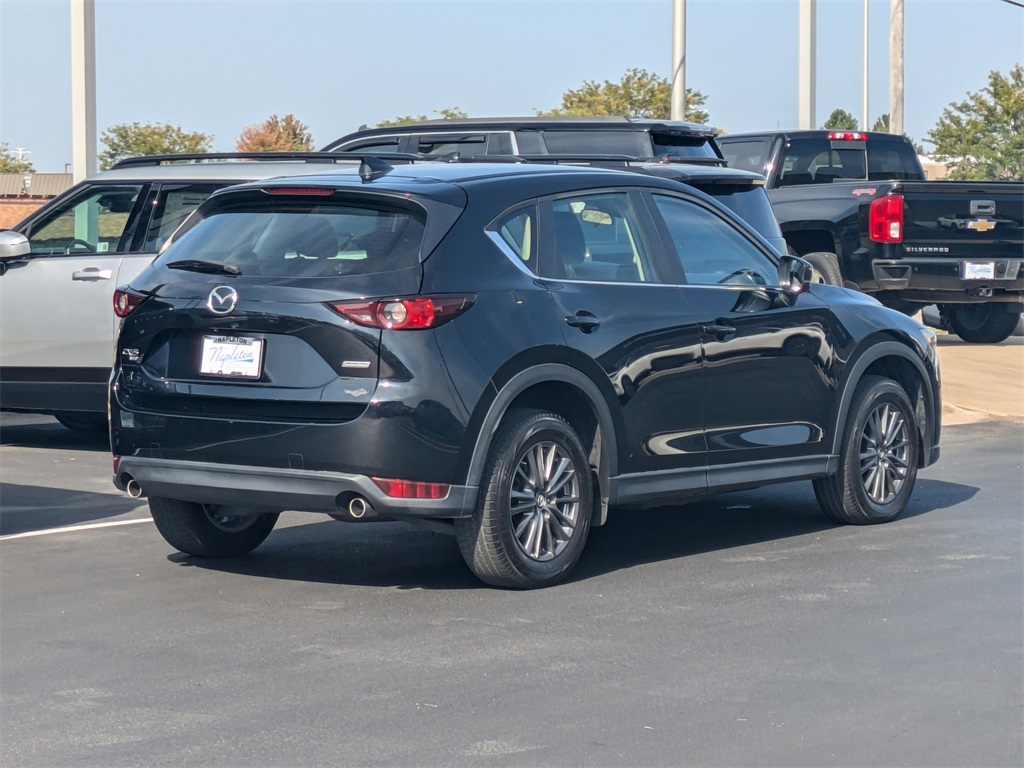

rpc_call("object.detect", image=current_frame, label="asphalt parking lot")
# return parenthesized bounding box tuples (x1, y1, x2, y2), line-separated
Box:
(1, 335, 1021, 766)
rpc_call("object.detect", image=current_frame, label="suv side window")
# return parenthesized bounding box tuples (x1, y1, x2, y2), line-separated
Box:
(541, 192, 660, 283)
(142, 184, 223, 252)
(416, 134, 488, 156)
(490, 205, 537, 274)
(23, 184, 145, 255)
(651, 194, 778, 287)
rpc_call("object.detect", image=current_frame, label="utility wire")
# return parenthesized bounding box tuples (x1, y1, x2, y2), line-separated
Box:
(996, 0, 1024, 9)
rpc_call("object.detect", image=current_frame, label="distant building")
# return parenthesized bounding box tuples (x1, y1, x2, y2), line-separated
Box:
(917, 155, 950, 180)
(0, 173, 74, 229)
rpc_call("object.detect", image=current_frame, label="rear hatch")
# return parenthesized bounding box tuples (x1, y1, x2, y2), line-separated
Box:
(898, 181, 1024, 261)
(116, 186, 450, 422)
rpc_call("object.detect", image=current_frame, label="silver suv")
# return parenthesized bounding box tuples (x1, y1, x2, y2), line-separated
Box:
(0, 153, 382, 431)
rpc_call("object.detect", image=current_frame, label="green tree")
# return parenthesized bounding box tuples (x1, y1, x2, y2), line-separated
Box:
(539, 67, 710, 125)
(376, 107, 467, 128)
(822, 108, 858, 130)
(0, 142, 34, 173)
(236, 114, 314, 152)
(870, 114, 924, 153)
(928, 65, 1024, 180)
(99, 122, 213, 170)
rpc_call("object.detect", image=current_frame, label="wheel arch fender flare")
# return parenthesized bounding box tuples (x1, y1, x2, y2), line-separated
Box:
(464, 363, 619, 522)
(830, 340, 939, 458)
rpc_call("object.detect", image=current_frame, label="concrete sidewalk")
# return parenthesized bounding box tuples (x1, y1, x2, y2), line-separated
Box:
(936, 334, 1024, 426)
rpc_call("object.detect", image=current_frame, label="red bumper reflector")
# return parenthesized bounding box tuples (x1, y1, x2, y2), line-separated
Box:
(371, 477, 450, 500)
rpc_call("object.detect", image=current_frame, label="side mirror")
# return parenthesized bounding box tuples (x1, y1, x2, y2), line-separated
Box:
(779, 254, 811, 295)
(0, 230, 30, 260)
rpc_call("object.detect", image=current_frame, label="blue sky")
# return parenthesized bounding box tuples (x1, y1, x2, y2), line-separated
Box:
(1, 0, 1022, 172)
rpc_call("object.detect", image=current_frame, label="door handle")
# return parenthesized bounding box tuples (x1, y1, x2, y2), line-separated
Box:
(72, 268, 113, 281)
(701, 321, 736, 340)
(565, 312, 601, 333)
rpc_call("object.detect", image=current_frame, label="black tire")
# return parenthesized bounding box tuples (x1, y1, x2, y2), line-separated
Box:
(945, 303, 1020, 344)
(148, 497, 278, 558)
(813, 375, 918, 525)
(54, 412, 107, 433)
(802, 252, 843, 286)
(455, 409, 593, 589)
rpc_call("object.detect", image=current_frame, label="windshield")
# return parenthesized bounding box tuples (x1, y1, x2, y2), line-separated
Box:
(155, 198, 426, 279)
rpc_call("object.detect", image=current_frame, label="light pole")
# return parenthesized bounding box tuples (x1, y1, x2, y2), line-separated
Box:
(890, 0, 904, 135)
(798, 0, 817, 130)
(670, 0, 686, 121)
(863, 0, 870, 130)
(71, 0, 97, 182)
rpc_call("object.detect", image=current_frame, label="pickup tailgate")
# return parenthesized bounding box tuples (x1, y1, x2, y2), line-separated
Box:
(899, 180, 1023, 259)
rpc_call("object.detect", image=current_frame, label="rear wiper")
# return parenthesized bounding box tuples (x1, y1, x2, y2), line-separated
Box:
(165, 259, 241, 276)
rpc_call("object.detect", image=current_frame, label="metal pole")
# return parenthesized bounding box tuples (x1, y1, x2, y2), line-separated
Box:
(670, 0, 686, 121)
(863, 0, 870, 130)
(889, 0, 904, 135)
(798, 0, 817, 130)
(70, 0, 97, 182)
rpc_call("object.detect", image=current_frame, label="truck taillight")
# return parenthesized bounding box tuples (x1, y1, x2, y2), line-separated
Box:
(828, 131, 867, 141)
(869, 194, 904, 243)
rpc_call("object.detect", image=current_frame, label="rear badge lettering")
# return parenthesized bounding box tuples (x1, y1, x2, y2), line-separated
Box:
(342, 360, 372, 369)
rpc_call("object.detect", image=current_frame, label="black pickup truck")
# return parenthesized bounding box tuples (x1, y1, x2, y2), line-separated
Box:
(718, 130, 1024, 343)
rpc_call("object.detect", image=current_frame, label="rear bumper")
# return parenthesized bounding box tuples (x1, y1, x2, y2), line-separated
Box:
(868, 257, 1024, 302)
(113, 457, 477, 518)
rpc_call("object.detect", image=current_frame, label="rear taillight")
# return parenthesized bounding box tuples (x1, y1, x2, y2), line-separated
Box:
(828, 131, 867, 141)
(113, 289, 147, 318)
(372, 477, 450, 499)
(869, 194, 904, 243)
(329, 295, 474, 330)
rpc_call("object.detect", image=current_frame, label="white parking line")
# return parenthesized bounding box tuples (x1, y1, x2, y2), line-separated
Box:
(0, 518, 153, 541)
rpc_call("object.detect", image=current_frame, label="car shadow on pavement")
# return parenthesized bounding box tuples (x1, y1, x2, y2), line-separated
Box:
(169, 477, 978, 590)
(0, 420, 109, 453)
(0, 482, 147, 536)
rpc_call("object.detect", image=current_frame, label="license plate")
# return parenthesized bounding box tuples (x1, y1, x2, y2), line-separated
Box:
(200, 335, 264, 378)
(963, 261, 995, 280)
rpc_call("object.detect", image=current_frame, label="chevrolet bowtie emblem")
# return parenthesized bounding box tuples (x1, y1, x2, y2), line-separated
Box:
(966, 219, 997, 233)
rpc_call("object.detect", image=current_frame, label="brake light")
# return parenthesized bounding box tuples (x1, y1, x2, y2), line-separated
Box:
(828, 131, 867, 141)
(869, 194, 904, 243)
(329, 295, 474, 330)
(261, 187, 334, 196)
(113, 289, 147, 317)
(371, 477, 450, 499)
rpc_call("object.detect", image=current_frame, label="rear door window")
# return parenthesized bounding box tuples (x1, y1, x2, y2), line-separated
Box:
(416, 134, 488, 156)
(143, 183, 223, 252)
(541, 192, 661, 283)
(157, 198, 426, 278)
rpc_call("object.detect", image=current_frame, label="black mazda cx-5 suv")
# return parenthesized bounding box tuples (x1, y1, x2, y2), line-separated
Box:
(110, 160, 941, 588)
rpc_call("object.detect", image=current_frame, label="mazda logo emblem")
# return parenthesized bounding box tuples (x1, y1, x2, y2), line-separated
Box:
(207, 286, 238, 315)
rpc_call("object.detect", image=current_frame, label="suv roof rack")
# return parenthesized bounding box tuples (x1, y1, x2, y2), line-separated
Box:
(111, 151, 421, 169)
(431, 152, 726, 168)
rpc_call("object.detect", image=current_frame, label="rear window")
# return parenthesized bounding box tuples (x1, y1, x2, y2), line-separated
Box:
(779, 139, 868, 185)
(650, 132, 719, 160)
(155, 198, 426, 278)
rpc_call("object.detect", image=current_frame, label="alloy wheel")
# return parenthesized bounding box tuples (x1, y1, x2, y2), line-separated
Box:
(508, 441, 581, 562)
(859, 402, 911, 504)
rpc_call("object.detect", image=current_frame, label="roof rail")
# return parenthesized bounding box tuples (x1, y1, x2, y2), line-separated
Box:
(430, 153, 726, 168)
(111, 151, 421, 169)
